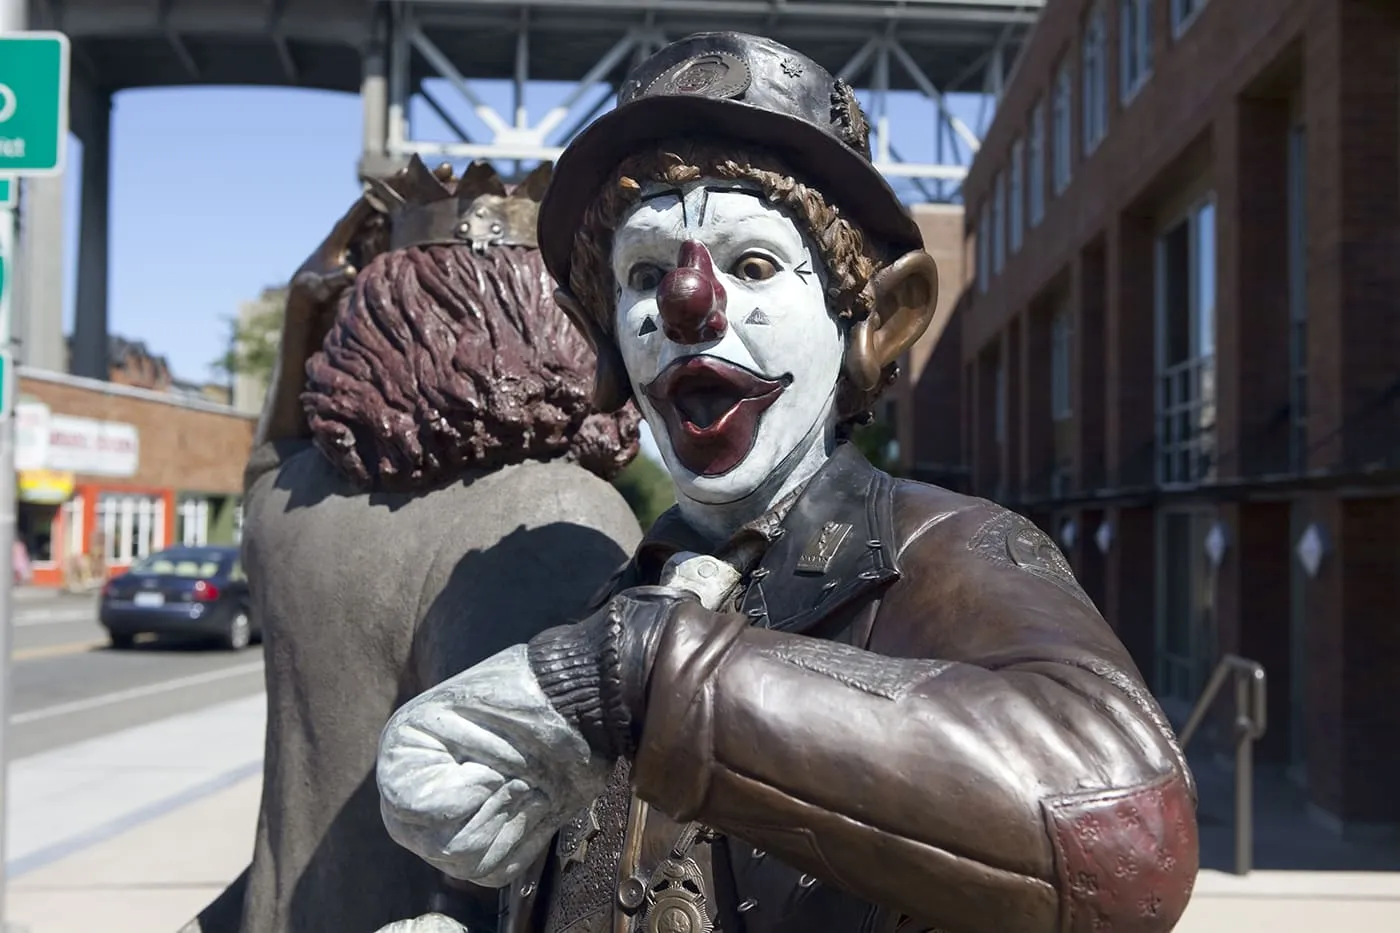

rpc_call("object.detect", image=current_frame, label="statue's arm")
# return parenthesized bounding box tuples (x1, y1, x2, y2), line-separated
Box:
(255, 196, 380, 448)
(377, 644, 612, 887)
(622, 525, 1197, 933)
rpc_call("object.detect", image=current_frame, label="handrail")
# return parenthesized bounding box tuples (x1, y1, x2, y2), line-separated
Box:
(1178, 654, 1268, 875)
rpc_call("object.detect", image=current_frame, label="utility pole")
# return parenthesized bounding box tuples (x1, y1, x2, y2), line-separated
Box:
(1, 3, 67, 928)
(0, 0, 25, 925)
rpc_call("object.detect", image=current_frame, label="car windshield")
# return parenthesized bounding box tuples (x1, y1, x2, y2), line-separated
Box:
(129, 551, 231, 578)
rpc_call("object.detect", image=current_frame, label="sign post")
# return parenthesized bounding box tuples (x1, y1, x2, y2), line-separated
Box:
(1, 3, 68, 927)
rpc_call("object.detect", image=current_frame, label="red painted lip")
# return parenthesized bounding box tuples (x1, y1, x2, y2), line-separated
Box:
(644, 356, 790, 477)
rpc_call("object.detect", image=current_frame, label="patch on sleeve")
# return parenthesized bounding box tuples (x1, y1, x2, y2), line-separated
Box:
(968, 507, 1095, 610)
(754, 638, 951, 701)
(1042, 774, 1199, 932)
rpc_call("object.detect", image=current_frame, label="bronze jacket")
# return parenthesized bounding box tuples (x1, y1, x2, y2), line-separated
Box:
(507, 443, 1198, 933)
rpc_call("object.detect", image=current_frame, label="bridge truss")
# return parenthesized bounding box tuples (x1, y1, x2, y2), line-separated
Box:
(374, 0, 1044, 201)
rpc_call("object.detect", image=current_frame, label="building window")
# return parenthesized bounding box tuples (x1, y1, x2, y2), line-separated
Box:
(97, 493, 166, 565)
(1052, 60, 1074, 195)
(1051, 311, 1074, 421)
(1120, 0, 1154, 102)
(1082, 4, 1109, 154)
(994, 360, 1007, 446)
(178, 497, 212, 547)
(1156, 197, 1217, 486)
(977, 202, 992, 293)
(1028, 101, 1046, 226)
(1009, 138, 1025, 254)
(1171, 0, 1207, 36)
(1287, 123, 1308, 472)
(992, 171, 1007, 274)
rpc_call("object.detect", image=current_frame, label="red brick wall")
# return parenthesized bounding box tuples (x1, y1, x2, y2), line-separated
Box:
(19, 374, 255, 493)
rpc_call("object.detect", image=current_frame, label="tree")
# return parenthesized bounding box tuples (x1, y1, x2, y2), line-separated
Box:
(851, 419, 900, 475)
(213, 286, 288, 386)
(611, 454, 676, 527)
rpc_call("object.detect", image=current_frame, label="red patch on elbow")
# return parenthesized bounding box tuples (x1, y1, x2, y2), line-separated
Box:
(1042, 772, 1199, 932)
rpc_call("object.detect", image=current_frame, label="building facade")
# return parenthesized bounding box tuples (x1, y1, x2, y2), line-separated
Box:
(16, 368, 256, 590)
(886, 202, 968, 487)
(948, 0, 1400, 829)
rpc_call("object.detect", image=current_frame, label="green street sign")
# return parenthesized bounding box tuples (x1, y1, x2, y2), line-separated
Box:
(0, 32, 70, 176)
(0, 176, 13, 207)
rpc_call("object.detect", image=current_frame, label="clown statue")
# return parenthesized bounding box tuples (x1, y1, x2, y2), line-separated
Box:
(375, 33, 1198, 933)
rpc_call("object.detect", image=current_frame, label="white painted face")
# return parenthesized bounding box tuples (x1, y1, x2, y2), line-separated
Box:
(611, 180, 844, 508)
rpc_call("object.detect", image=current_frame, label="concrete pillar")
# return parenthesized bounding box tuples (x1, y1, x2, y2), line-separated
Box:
(15, 173, 68, 371)
(71, 91, 112, 381)
(357, 34, 404, 180)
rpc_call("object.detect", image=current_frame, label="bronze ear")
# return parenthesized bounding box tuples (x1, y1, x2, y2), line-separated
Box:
(844, 251, 940, 392)
(553, 287, 634, 413)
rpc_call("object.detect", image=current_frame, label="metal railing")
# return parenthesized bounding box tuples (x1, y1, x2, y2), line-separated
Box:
(1178, 654, 1268, 875)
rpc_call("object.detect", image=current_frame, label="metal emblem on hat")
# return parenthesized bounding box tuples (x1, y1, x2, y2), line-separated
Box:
(648, 51, 751, 100)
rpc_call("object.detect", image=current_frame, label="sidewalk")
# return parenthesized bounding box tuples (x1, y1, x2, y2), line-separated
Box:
(4, 690, 1400, 932)
(5, 694, 265, 933)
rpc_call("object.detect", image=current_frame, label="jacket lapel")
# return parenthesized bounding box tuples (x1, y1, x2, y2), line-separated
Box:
(739, 444, 901, 635)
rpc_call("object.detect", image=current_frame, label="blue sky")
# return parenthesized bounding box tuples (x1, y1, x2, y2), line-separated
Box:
(57, 78, 989, 384)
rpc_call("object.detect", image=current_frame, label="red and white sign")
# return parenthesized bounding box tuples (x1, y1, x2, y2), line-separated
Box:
(15, 401, 140, 477)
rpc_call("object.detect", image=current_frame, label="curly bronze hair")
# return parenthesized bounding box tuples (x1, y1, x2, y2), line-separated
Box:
(302, 243, 641, 491)
(565, 139, 896, 423)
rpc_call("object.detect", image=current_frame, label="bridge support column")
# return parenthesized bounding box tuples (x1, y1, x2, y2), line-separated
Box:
(357, 37, 403, 180)
(71, 90, 112, 382)
(15, 174, 68, 372)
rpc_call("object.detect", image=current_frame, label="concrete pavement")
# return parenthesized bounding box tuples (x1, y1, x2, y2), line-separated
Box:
(3, 694, 1399, 933)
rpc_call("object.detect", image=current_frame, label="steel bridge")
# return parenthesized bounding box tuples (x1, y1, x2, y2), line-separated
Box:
(14, 0, 1042, 380)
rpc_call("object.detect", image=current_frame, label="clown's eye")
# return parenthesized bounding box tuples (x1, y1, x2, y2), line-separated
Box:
(627, 263, 665, 292)
(732, 253, 779, 282)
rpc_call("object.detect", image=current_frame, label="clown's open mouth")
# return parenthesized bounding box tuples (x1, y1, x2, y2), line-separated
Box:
(645, 356, 791, 477)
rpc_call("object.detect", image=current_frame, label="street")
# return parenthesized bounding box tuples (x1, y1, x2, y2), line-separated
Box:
(7, 592, 265, 758)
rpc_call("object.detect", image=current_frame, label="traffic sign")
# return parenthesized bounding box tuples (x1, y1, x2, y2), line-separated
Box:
(0, 32, 70, 176)
(0, 176, 13, 207)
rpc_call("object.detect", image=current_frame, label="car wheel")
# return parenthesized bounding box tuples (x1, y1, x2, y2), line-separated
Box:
(222, 612, 252, 651)
(108, 632, 136, 650)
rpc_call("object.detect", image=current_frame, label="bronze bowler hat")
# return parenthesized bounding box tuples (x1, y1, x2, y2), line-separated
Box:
(538, 32, 924, 290)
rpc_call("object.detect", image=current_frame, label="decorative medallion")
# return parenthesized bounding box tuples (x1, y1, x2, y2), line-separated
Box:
(642, 857, 714, 933)
(648, 52, 751, 101)
(780, 57, 803, 78)
(795, 521, 853, 575)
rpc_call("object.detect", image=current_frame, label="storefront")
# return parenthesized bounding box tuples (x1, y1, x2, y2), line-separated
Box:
(15, 368, 257, 590)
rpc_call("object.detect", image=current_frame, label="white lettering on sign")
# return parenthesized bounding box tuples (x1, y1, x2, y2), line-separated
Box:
(0, 139, 24, 157)
(15, 404, 141, 477)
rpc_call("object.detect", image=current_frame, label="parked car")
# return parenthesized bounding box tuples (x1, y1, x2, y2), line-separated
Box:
(99, 545, 256, 650)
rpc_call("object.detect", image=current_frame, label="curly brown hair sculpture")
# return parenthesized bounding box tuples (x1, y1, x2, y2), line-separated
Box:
(176, 157, 644, 933)
(374, 32, 1199, 933)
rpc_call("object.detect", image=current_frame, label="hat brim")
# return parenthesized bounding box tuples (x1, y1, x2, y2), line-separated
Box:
(538, 94, 925, 291)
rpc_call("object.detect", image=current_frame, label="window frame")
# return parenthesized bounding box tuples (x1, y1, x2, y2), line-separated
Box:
(1170, 0, 1207, 38)
(1028, 101, 1047, 226)
(1009, 137, 1025, 254)
(1082, 3, 1109, 155)
(992, 171, 1007, 274)
(1120, 0, 1154, 104)
(1052, 60, 1074, 195)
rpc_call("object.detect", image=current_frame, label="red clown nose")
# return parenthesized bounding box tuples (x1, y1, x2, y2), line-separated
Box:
(657, 240, 728, 344)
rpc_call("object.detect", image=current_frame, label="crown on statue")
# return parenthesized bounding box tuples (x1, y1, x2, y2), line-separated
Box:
(360, 154, 552, 253)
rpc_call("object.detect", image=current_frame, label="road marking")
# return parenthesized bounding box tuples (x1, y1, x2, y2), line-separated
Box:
(12, 607, 98, 627)
(11, 638, 105, 662)
(10, 660, 266, 725)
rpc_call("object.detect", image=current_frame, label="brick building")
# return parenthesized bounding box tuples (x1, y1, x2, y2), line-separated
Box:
(945, 0, 1400, 829)
(15, 367, 256, 589)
